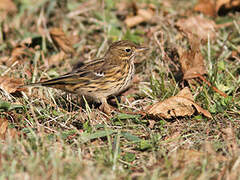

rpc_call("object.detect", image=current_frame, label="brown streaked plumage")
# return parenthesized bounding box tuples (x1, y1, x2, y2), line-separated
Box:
(25, 40, 148, 113)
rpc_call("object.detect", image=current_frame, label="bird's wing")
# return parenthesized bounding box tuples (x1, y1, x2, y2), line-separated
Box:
(33, 58, 118, 87)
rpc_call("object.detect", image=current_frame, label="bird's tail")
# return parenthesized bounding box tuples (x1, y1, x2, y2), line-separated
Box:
(20, 76, 69, 88)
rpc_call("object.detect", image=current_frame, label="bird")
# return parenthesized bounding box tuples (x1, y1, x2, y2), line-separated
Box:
(24, 40, 148, 114)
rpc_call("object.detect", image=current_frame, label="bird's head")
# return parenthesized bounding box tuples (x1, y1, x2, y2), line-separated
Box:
(105, 40, 148, 63)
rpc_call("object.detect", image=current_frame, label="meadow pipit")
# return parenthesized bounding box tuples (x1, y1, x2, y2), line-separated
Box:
(25, 40, 148, 113)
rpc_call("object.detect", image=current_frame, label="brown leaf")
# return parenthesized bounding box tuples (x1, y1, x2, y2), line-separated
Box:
(7, 38, 34, 66)
(216, 0, 240, 15)
(0, 118, 18, 140)
(0, 76, 27, 94)
(9, 47, 28, 65)
(176, 15, 216, 41)
(0, 56, 9, 65)
(178, 36, 207, 80)
(179, 50, 207, 80)
(194, 0, 216, 17)
(0, 0, 17, 13)
(0, 118, 8, 140)
(50, 28, 75, 54)
(194, 0, 240, 16)
(47, 51, 66, 67)
(124, 8, 154, 28)
(116, 1, 129, 11)
(147, 87, 212, 119)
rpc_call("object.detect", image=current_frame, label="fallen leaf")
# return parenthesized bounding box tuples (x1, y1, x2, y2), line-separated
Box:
(0, 118, 18, 140)
(147, 87, 212, 119)
(50, 28, 75, 54)
(0, 76, 27, 94)
(176, 15, 216, 41)
(9, 46, 28, 65)
(194, 0, 240, 16)
(0, 56, 9, 65)
(6, 38, 35, 66)
(0, 0, 17, 13)
(216, 0, 240, 15)
(178, 35, 207, 80)
(194, 0, 216, 17)
(0, 118, 8, 139)
(179, 49, 207, 80)
(124, 8, 154, 28)
(116, 1, 131, 19)
(47, 50, 66, 67)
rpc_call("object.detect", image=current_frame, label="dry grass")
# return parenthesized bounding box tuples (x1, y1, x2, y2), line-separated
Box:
(0, 0, 240, 179)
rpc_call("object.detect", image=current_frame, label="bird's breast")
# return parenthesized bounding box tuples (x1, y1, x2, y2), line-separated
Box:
(117, 61, 135, 92)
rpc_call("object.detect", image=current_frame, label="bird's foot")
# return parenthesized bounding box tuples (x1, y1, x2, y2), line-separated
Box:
(99, 102, 117, 115)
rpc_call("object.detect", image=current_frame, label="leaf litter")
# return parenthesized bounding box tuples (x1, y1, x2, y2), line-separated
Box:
(194, 0, 240, 16)
(0, 76, 27, 94)
(147, 87, 212, 119)
(0, 0, 239, 179)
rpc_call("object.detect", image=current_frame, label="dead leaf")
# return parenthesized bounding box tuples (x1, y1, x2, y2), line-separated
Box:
(178, 35, 207, 80)
(116, 1, 137, 19)
(116, 1, 129, 13)
(47, 51, 66, 67)
(0, 118, 8, 139)
(0, 0, 17, 13)
(0, 118, 18, 140)
(9, 46, 28, 65)
(216, 0, 240, 15)
(0, 56, 9, 65)
(6, 38, 34, 66)
(147, 87, 212, 119)
(176, 15, 216, 41)
(194, 0, 240, 16)
(124, 8, 154, 28)
(179, 49, 207, 80)
(0, 76, 27, 94)
(50, 28, 75, 54)
(194, 0, 216, 17)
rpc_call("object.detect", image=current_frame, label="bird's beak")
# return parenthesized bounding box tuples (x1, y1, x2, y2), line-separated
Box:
(135, 46, 149, 53)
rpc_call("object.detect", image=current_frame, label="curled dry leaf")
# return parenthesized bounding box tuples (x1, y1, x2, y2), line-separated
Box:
(194, 0, 216, 17)
(47, 51, 66, 67)
(0, 0, 17, 13)
(124, 8, 154, 28)
(0, 76, 27, 94)
(0, 118, 8, 139)
(178, 38, 207, 80)
(50, 28, 75, 54)
(216, 0, 240, 15)
(194, 0, 240, 16)
(6, 38, 34, 66)
(176, 15, 216, 41)
(116, 1, 129, 14)
(0, 118, 18, 140)
(147, 87, 212, 119)
(9, 46, 28, 66)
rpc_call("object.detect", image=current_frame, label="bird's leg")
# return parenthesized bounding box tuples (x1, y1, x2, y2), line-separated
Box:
(99, 98, 117, 115)
(99, 98, 112, 115)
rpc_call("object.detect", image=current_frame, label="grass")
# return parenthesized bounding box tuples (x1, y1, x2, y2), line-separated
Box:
(0, 0, 240, 179)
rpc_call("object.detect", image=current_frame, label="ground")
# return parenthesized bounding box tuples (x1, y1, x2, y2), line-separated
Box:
(0, 0, 240, 179)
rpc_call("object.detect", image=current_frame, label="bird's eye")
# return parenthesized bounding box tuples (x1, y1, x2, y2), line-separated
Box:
(125, 48, 131, 53)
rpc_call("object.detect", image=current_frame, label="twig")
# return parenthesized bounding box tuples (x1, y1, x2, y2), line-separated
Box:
(197, 74, 228, 98)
